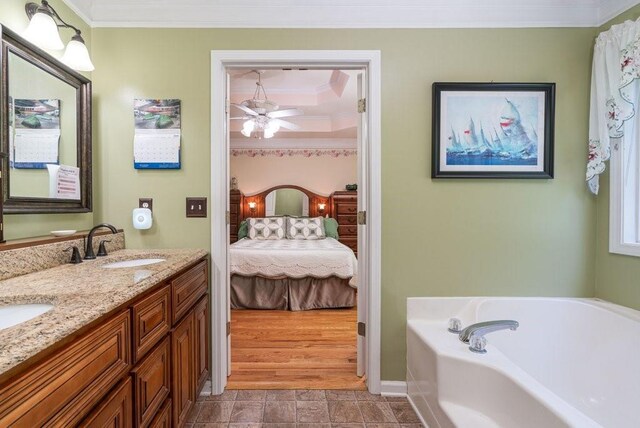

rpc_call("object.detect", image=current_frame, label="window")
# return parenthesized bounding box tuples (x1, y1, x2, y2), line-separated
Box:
(609, 123, 640, 257)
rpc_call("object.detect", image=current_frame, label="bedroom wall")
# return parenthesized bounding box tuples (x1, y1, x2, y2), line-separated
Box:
(230, 153, 357, 195)
(0, 0, 94, 239)
(594, 4, 640, 311)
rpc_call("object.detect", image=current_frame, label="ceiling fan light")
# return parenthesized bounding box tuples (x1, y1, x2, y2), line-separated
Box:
(264, 129, 275, 139)
(22, 9, 64, 50)
(241, 127, 252, 137)
(266, 121, 280, 133)
(61, 33, 95, 71)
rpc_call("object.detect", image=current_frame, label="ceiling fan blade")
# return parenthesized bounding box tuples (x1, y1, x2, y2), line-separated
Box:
(232, 104, 258, 116)
(230, 117, 250, 120)
(267, 108, 303, 119)
(272, 119, 301, 131)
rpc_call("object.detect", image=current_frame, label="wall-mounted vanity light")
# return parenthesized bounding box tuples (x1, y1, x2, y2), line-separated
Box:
(23, 1, 95, 71)
(248, 201, 257, 213)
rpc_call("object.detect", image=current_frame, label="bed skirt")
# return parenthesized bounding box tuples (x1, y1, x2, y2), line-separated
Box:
(230, 274, 356, 311)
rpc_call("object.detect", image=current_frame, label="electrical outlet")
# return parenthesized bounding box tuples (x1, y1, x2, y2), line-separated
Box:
(139, 198, 153, 211)
(186, 197, 207, 218)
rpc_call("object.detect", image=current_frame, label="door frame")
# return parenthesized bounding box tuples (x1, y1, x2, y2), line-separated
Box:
(210, 50, 382, 394)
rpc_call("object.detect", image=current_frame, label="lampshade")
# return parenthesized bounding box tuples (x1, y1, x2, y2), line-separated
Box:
(22, 9, 64, 50)
(263, 129, 275, 139)
(60, 34, 95, 72)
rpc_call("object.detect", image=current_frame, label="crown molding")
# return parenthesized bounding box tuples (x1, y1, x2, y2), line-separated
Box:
(62, 0, 640, 29)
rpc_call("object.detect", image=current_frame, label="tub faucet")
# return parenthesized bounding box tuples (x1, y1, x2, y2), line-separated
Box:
(458, 320, 519, 344)
(85, 223, 118, 260)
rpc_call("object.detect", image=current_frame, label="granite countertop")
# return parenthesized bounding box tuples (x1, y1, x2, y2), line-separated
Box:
(0, 248, 208, 377)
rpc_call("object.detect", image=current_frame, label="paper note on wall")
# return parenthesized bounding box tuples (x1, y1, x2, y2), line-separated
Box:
(47, 164, 80, 200)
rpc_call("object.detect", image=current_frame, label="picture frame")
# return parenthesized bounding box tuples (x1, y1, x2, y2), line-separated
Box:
(432, 82, 555, 179)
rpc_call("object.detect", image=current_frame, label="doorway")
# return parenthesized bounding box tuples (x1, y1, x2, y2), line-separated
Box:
(210, 51, 381, 395)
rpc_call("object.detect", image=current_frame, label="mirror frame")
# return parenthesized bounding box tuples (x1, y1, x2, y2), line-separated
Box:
(0, 25, 92, 214)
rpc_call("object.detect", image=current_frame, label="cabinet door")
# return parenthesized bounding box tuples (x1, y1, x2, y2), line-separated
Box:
(148, 399, 171, 428)
(132, 338, 170, 428)
(171, 311, 195, 428)
(79, 377, 133, 428)
(194, 296, 209, 394)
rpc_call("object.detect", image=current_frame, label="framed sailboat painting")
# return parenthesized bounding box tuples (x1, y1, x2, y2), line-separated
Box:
(432, 82, 555, 178)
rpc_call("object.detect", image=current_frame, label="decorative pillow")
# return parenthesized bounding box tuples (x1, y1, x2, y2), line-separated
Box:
(247, 217, 286, 240)
(238, 220, 248, 239)
(287, 217, 326, 240)
(323, 217, 339, 239)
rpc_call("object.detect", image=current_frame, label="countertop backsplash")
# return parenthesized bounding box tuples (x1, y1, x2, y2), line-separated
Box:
(0, 232, 126, 281)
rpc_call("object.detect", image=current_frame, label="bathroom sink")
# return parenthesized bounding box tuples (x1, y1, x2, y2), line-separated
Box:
(102, 258, 166, 269)
(0, 304, 54, 330)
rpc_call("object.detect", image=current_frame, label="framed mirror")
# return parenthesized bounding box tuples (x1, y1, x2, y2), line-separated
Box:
(265, 188, 310, 217)
(0, 25, 91, 213)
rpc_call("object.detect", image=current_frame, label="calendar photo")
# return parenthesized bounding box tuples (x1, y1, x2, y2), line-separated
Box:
(133, 99, 182, 169)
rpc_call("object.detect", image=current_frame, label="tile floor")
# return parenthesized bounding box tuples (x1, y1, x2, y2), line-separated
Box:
(186, 389, 424, 427)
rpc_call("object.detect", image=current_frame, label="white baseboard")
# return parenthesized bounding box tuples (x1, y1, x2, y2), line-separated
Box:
(380, 380, 407, 396)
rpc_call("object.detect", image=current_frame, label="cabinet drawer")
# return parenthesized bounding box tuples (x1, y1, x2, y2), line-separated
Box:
(340, 238, 358, 252)
(336, 204, 358, 214)
(172, 260, 208, 324)
(0, 311, 131, 427)
(132, 338, 171, 428)
(337, 214, 357, 226)
(79, 377, 133, 428)
(148, 398, 171, 428)
(132, 285, 171, 363)
(338, 225, 357, 237)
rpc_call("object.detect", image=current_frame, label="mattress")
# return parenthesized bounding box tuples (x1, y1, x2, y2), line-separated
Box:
(230, 237, 358, 287)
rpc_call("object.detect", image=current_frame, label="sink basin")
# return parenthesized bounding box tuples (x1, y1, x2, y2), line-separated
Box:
(0, 304, 54, 330)
(102, 258, 166, 269)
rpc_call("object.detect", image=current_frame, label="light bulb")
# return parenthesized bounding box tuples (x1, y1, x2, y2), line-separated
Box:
(241, 128, 252, 137)
(22, 10, 64, 50)
(264, 129, 274, 139)
(241, 120, 254, 137)
(60, 34, 94, 72)
(266, 120, 280, 133)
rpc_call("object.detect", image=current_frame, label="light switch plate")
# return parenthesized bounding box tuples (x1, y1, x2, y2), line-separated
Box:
(186, 197, 207, 218)
(139, 198, 153, 211)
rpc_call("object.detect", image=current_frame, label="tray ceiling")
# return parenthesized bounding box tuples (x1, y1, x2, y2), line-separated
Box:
(62, 0, 639, 28)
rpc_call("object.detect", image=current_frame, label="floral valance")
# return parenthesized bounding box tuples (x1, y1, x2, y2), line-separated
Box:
(587, 17, 640, 194)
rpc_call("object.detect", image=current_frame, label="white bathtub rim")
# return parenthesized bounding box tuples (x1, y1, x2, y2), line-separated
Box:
(407, 297, 640, 324)
(407, 320, 599, 427)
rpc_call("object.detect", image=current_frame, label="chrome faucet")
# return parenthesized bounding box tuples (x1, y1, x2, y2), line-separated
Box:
(84, 223, 118, 260)
(458, 320, 519, 353)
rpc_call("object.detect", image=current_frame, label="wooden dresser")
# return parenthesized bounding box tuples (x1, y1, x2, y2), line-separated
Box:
(330, 190, 358, 257)
(230, 189, 244, 244)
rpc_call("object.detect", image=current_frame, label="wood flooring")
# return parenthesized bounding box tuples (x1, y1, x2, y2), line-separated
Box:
(227, 307, 366, 390)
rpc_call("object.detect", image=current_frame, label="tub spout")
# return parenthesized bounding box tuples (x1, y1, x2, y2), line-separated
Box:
(458, 320, 519, 344)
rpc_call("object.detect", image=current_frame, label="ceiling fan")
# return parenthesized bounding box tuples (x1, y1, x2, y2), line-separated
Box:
(231, 70, 303, 139)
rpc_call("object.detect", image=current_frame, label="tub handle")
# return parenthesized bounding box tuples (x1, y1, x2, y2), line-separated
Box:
(448, 318, 463, 333)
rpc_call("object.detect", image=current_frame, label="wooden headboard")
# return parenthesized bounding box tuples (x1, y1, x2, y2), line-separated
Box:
(229, 185, 330, 242)
(229, 185, 358, 254)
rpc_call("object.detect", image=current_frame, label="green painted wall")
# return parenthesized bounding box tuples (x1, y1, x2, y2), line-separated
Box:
(0, 0, 94, 239)
(594, 4, 640, 311)
(92, 26, 597, 380)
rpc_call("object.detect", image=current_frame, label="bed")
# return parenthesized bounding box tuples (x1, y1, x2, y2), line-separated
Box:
(230, 237, 358, 311)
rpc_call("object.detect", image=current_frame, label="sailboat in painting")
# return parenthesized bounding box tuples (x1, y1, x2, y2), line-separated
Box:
(447, 99, 538, 166)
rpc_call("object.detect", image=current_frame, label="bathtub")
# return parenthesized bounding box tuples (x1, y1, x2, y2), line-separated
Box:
(406, 297, 640, 428)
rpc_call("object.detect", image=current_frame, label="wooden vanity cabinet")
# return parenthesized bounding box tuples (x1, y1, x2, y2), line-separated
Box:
(79, 377, 134, 428)
(0, 257, 209, 428)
